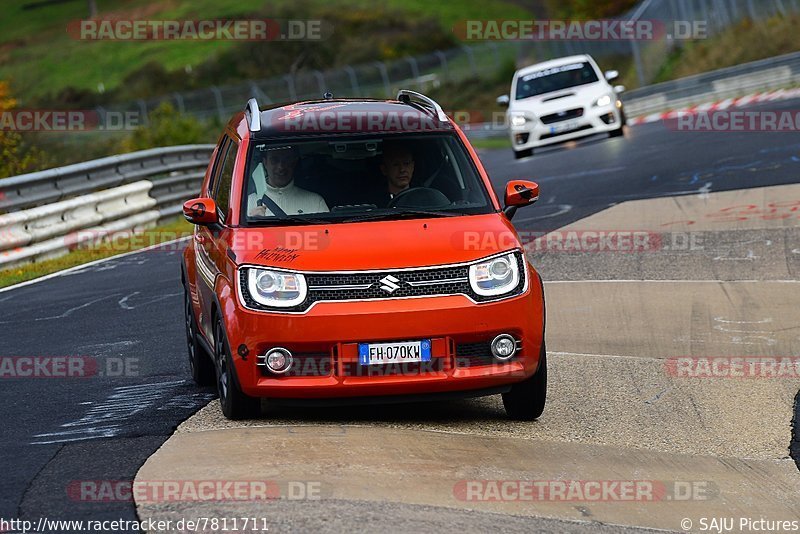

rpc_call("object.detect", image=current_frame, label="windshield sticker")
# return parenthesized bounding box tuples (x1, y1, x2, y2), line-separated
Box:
(255, 247, 301, 263)
(522, 63, 584, 81)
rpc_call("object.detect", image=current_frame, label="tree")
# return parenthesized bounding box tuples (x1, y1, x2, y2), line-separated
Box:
(0, 82, 43, 179)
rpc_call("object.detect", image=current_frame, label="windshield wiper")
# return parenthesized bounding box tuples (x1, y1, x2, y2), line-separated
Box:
(342, 209, 464, 223)
(249, 216, 333, 226)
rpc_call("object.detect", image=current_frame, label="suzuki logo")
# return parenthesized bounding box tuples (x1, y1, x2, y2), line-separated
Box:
(378, 275, 401, 294)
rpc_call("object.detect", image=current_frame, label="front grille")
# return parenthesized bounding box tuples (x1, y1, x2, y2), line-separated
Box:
(241, 252, 526, 312)
(258, 353, 331, 376)
(455, 341, 495, 367)
(540, 108, 584, 125)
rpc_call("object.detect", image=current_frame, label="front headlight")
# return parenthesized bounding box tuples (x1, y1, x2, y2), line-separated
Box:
(245, 268, 307, 307)
(594, 94, 612, 107)
(469, 252, 520, 297)
(509, 114, 528, 127)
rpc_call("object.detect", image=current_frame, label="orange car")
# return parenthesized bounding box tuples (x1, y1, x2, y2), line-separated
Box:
(181, 91, 546, 420)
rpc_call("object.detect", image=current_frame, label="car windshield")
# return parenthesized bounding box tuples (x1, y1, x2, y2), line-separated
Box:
(242, 134, 494, 225)
(515, 61, 599, 100)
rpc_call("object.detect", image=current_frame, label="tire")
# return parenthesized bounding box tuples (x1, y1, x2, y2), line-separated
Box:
(184, 288, 215, 386)
(214, 318, 261, 420)
(609, 108, 626, 137)
(502, 344, 547, 421)
(514, 148, 533, 159)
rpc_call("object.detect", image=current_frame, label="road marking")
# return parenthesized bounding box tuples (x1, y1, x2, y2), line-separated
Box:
(118, 291, 182, 310)
(0, 236, 191, 295)
(30, 380, 211, 445)
(34, 293, 120, 321)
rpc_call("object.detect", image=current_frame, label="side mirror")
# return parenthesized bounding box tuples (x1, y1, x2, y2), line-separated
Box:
(503, 180, 539, 220)
(496, 95, 510, 107)
(183, 197, 219, 225)
(604, 70, 619, 81)
(613, 84, 626, 94)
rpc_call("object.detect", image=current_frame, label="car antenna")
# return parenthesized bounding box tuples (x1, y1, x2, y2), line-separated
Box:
(323, 92, 333, 100)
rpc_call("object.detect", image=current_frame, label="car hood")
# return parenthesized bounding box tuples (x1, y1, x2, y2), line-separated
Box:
(510, 82, 610, 115)
(230, 214, 522, 271)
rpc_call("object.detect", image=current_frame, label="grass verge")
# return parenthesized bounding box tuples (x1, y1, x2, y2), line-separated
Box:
(0, 217, 192, 289)
(468, 137, 511, 150)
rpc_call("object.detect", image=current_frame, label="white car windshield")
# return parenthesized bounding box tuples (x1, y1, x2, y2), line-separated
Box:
(515, 62, 600, 100)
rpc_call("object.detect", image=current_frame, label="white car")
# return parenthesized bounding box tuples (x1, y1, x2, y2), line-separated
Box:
(498, 54, 626, 159)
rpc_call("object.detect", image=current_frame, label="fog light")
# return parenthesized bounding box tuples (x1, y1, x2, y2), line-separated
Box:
(264, 348, 293, 374)
(491, 334, 517, 361)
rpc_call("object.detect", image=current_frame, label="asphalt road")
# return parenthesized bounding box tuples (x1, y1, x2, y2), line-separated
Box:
(1, 97, 799, 531)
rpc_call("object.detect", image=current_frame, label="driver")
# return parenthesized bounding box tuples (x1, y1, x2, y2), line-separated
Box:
(373, 143, 415, 208)
(247, 145, 329, 217)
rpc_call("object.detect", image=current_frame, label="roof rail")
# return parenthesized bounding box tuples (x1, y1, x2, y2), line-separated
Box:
(396, 90, 449, 122)
(245, 98, 261, 132)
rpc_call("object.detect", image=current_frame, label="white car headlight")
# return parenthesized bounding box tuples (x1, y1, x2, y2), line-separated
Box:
(469, 252, 520, 297)
(509, 114, 528, 127)
(594, 94, 612, 107)
(245, 268, 307, 307)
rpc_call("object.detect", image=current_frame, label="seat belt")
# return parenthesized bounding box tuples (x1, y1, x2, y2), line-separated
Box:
(257, 194, 288, 217)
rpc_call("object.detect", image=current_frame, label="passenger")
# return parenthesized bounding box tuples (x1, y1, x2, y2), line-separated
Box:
(247, 146, 328, 216)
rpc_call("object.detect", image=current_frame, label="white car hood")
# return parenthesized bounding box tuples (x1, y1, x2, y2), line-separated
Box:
(510, 82, 611, 116)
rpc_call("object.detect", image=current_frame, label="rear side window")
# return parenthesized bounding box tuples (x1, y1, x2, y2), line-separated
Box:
(213, 140, 238, 222)
(207, 138, 229, 197)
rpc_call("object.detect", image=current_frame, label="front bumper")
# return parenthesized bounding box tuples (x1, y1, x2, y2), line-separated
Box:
(510, 103, 623, 150)
(225, 282, 544, 399)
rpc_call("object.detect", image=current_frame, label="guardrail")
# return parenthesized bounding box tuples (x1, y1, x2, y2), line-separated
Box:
(0, 145, 214, 213)
(621, 50, 800, 117)
(0, 144, 213, 269)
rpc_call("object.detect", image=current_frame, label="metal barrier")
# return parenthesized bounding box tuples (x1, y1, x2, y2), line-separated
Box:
(0, 145, 214, 213)
(621, 50, 800, 116)
(0, 144, 213, 269)
(0, 181, 159, 269)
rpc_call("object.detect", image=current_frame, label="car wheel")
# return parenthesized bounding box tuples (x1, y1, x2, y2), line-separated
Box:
(214, 318, 261, 420)
(184, 288, 215, 386)
(502, 344, 547, 420)
(609, 109, 626, 137)
(514, 148, 533, 159)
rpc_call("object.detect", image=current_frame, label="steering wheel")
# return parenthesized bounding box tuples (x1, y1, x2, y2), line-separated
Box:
(387, 187, 451, 209)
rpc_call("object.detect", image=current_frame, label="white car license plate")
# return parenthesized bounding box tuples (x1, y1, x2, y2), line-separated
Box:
(551, 119, 580, 134)
(358, 340, 432, 366)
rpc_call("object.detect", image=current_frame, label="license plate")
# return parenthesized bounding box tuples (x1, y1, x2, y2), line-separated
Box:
(551, 119, 579, 134)
(358, 340, 432, 366)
